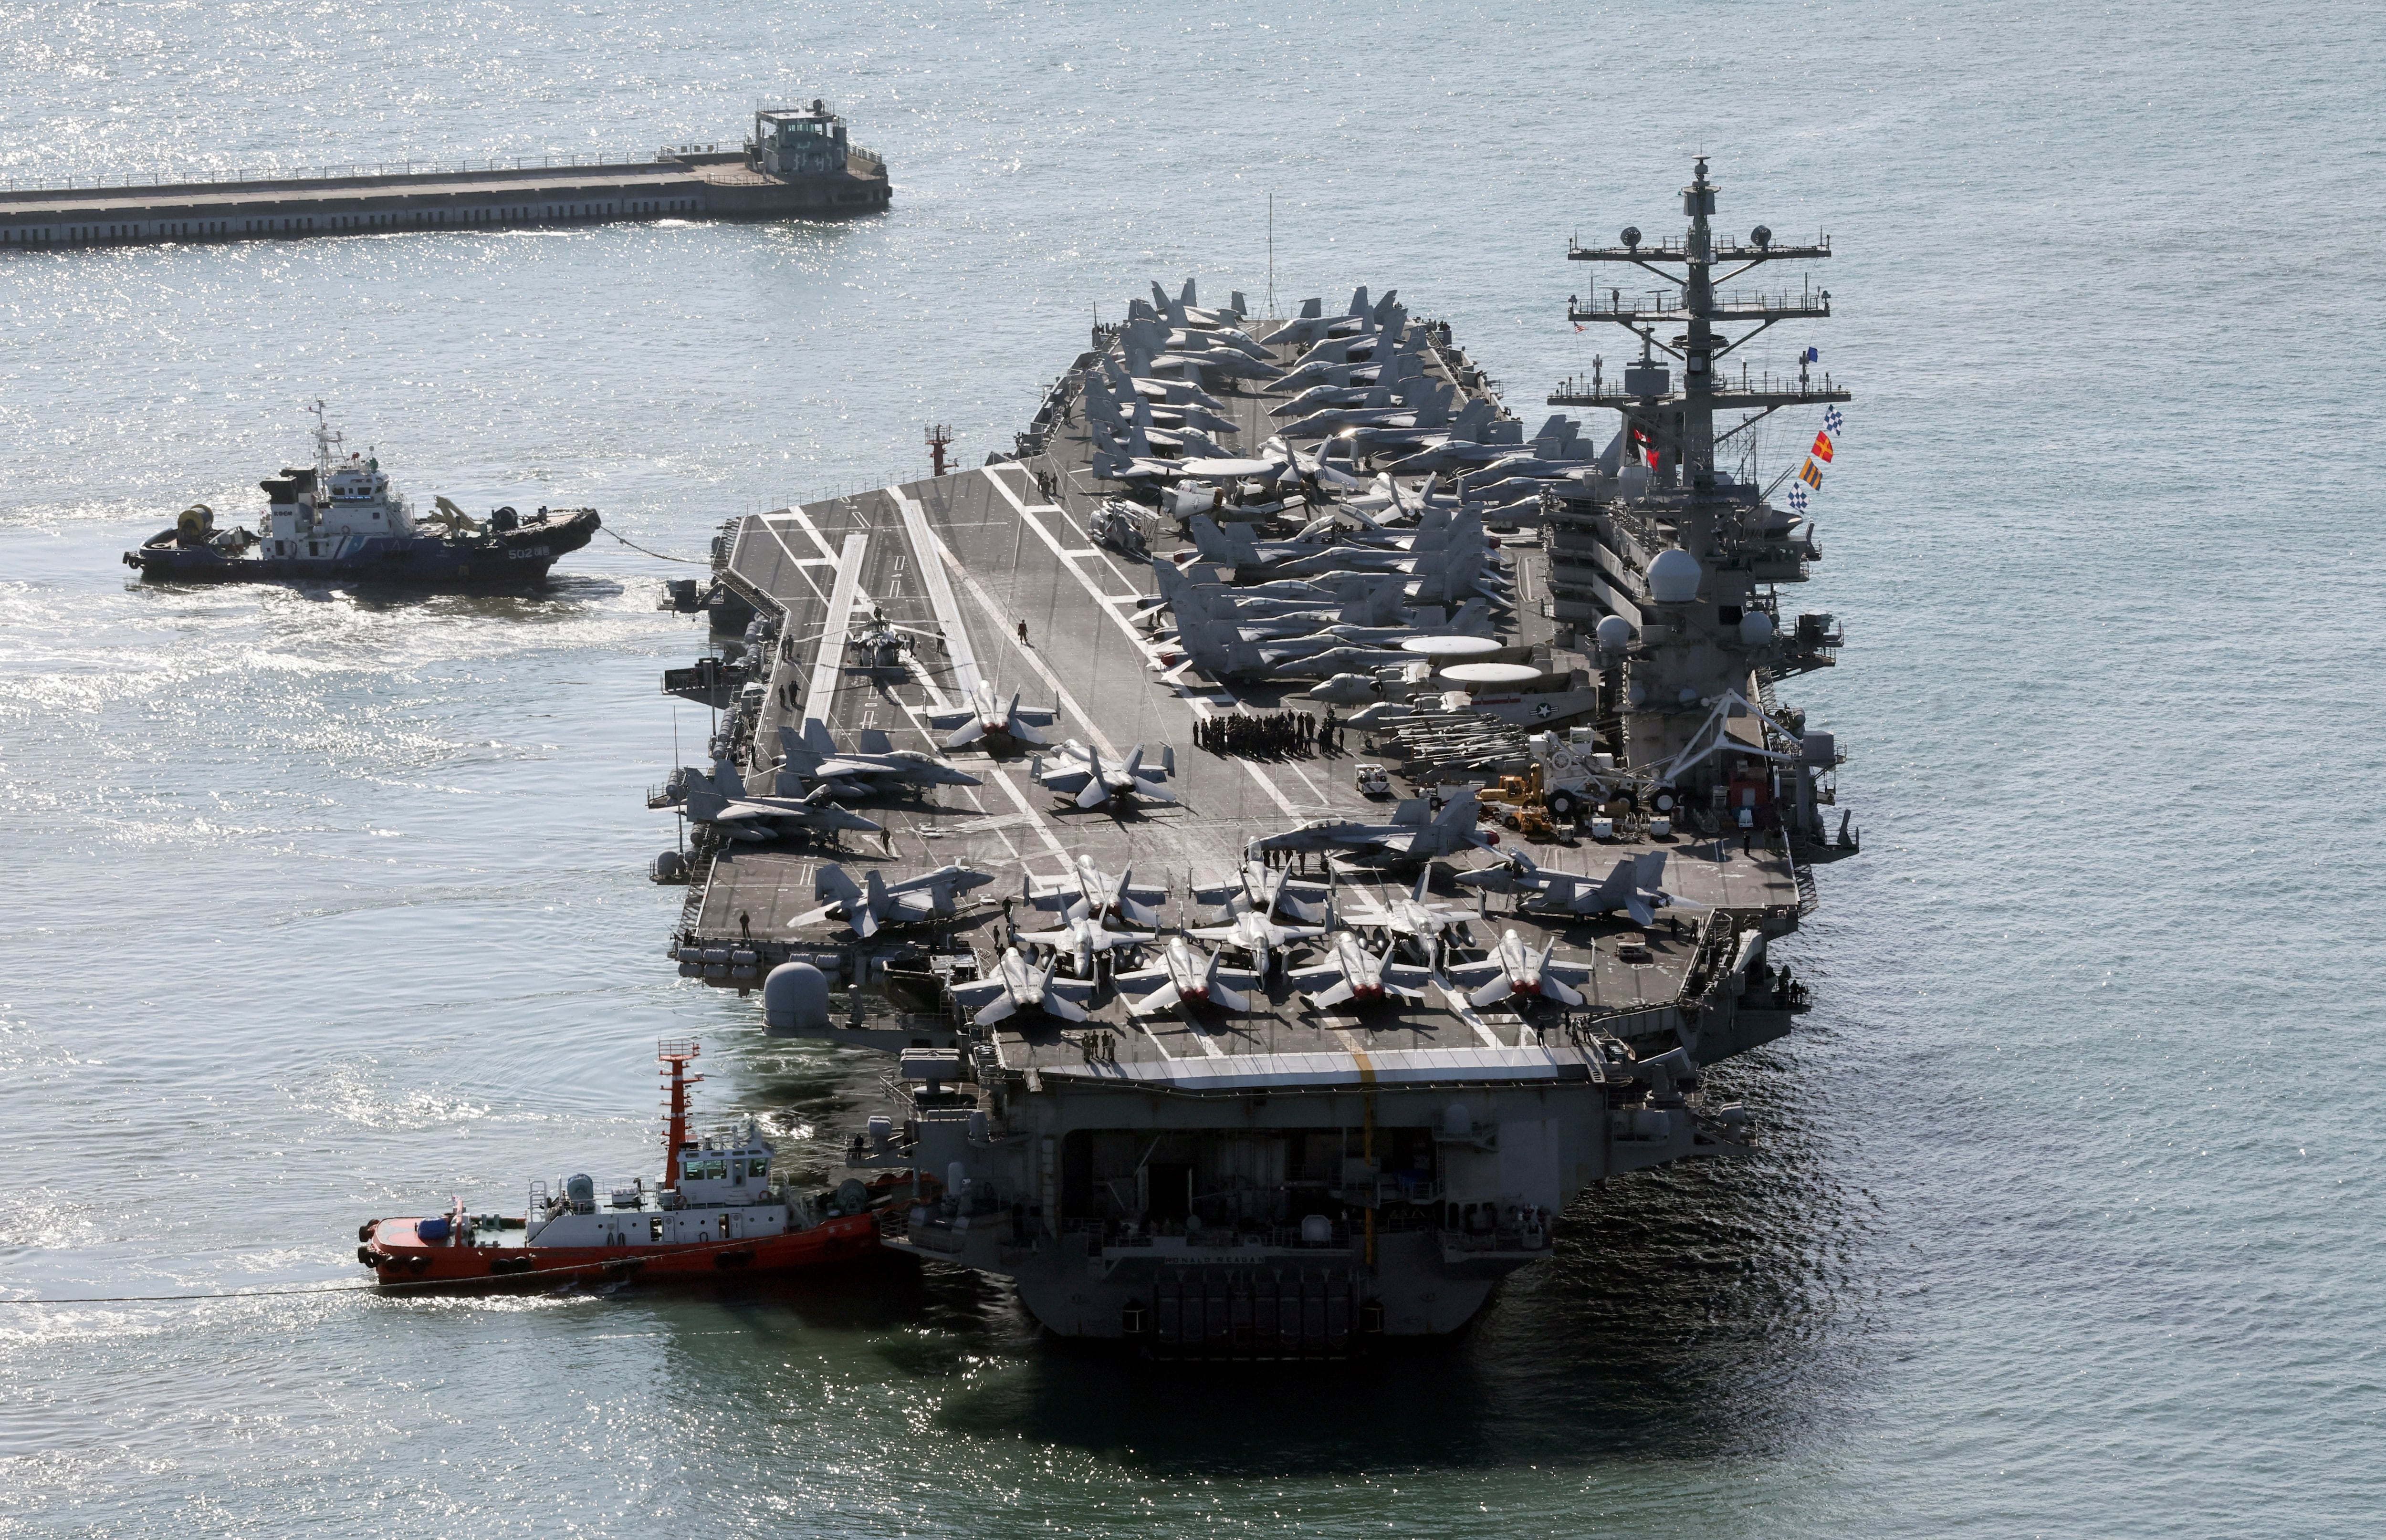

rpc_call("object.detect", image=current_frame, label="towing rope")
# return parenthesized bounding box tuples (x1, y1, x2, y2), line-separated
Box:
(600, 527, 709, 564)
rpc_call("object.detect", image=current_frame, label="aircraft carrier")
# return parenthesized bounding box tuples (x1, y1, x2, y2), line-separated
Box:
(654, 158, 1858, 1353)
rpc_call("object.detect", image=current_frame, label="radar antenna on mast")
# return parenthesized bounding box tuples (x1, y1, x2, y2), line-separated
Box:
(926, 424, 953, 478)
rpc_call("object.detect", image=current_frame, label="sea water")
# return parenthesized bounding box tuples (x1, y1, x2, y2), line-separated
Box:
(2, 0, 2381, 1533)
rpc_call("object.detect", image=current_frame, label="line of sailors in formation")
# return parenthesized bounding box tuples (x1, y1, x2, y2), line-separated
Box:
(1196, 708, 1346, 758)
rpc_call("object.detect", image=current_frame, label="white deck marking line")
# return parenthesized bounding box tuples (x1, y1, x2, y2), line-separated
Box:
(983, 763, 1072, 861)
(989, 469, 1304, 826)
(1183, 1019, 1229, 1059)
(936, 534, 1121, 760)
(1137, 1021, 1180, 1061)
(752, 514, 835, 606)
(890, 488, 984, 700)
(1435, 978, 1510, 1049)
(801, 532, 868, 732)
(1329, 1027, 1368, 1053)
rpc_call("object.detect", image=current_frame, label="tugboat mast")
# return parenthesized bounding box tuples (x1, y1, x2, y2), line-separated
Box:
(659, 1039, 702, 1186)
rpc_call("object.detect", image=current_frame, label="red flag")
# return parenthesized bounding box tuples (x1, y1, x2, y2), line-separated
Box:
(1810, 431, 1834, 463)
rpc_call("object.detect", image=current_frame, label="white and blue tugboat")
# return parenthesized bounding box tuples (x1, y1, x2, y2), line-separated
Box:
(124, 402, 600, 589)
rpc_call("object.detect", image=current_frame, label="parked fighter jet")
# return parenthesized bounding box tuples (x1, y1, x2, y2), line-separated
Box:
(1454, 850, 1701, 927)
(776, 722, 984, 801)
(814, 863, 996, 939)
(1337, 870, 1480, 963)
(1014, 900, 1160, 979)
(1023, 855, 1169, 928)
(949, 947, 1099, 1026)
(926, 683, 1058, 751)
(1446, 928, 1599, 1008)
(676, 759, 885, 843)
(1298, 673, 1387, 706)
(1248, 790, 1490, 865)
(1186, 879, 1332, 976)
(1085, 375, 1241, 438)
(1258, 287, 1400, 348)
(1148, 277, 1247, 330)
(1031, 741, 1177, 810)
(1113, 936, 1263, 1017)
(1288, 931, 1435, 1009)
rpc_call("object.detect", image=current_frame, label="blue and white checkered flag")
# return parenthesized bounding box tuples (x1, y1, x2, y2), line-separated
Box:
(1787, 485, 1809, 513)
(1823, 407, 1844, 436)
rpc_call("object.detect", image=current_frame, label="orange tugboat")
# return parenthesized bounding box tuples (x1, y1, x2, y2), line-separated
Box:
(357, 1041, 889, 1285)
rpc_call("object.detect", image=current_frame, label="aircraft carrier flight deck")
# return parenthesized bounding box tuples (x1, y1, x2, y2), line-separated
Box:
(659, 304, 1807, 1071)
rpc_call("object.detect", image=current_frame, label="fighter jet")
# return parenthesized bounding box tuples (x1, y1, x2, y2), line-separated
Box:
(1024, 855, 1169, 928)
(1337, 869, 1480, 964)
(926, 682, 1058, 751)
(1186, 879, 1333, 976)
(777, 722, 984, 801)
(1257, 287, 1396, 347)
(813, 863, 996, 939)
(1455, 850, 1702, 927)
(949, 946, 1099, 1027)
(1113, 936, 1264, 1018)
(677, 759, 885, 843)
(1446, 928, 1599, 1008)
(1247, 790, 1491, 866)
(1148, 277, 1247, 331)
(1298, 673, 1387, 706)
(1343, 700, 1417, 728)
(1031, 741, 1178, 810)
(1234, 862, 1333, 923)
(1086, 376, 1241, 438)
(1287, 931, 1434, 1010)
(1014, 900, 1160, 979)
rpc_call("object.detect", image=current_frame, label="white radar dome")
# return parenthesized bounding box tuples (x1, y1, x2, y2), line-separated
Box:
(1739, 610, 1775, 646)
(1648, 547, 1702, 604)
(1595, 614, 1635, 651)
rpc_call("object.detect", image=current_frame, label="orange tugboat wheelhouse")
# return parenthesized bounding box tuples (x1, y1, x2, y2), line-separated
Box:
(356, 1040, 893, 1285)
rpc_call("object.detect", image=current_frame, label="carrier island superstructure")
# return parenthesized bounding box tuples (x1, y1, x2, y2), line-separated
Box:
(658, 160, 1858, 1353)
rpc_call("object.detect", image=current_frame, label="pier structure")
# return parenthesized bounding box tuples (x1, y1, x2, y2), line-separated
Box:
(0, 102, 888, 250)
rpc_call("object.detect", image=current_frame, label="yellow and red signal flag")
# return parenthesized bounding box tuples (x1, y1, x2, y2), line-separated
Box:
(1810, 430, 1834, 463)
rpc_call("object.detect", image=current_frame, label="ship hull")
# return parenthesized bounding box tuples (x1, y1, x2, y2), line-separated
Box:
(362, 1209, 883, 1286)
(125, 509, 600, 590)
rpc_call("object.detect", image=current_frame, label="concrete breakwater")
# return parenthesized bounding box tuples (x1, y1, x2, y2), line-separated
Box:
(1, 106, 889, 250)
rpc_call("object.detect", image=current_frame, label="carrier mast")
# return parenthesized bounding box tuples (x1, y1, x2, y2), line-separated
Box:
(1553, 156, 1846, 489)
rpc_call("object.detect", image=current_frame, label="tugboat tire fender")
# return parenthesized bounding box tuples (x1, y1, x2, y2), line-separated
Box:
(357, 1221, 378, 1242)
(356, 1245, 376, 1267)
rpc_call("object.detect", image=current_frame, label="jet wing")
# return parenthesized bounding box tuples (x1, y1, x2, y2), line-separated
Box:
(1381, 965, 1435, 999)
(1445, 960, 1505, 989)
(1124, 983, 1184, 1017)
(1042, 978, 1097, 1021)
(1110, 965, 1170, 993)
(1298, 978, 1356, 1009)
(950, 979, 1010, 1012)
